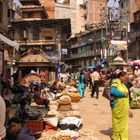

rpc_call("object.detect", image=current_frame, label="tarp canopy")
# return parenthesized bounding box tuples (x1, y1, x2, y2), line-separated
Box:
(96, 60, 108, 67)
(0, 34, 19, 51)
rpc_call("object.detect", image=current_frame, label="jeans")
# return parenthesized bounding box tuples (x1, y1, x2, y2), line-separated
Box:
(91, 81, 99, 99)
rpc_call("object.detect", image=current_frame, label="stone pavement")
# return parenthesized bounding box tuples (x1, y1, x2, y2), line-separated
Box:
(77, 87, 140, 140)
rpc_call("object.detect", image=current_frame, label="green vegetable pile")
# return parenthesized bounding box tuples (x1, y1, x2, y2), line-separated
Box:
(130, 88, 140, 109)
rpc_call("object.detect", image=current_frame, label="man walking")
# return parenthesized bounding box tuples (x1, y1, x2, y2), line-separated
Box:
(91, 68, 100, 99)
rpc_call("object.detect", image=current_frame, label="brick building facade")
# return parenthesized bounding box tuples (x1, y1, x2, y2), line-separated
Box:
(39, 0, 55, 18)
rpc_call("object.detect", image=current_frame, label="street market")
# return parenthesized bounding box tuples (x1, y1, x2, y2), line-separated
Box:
(1, 0, 140, 140)
(1, 56, 140, 140)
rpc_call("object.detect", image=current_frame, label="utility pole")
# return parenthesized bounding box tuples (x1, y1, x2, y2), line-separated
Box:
(100, 5, 110, 60)
(126, 0, 130, 62)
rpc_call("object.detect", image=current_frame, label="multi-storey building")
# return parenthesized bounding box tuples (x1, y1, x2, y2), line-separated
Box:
(66, 28, 107, 68)
(55, 0, 84, 34)
(119, 0, 137, 35)
(129, 1, 140, 59)
(9, 0, 71, 82)
(0, 0, 9, 87)
(0, 0, 20, 94)
(119, 0, 140, 60)
(39, 0, 55, 18)
(81, 0, 107, 27)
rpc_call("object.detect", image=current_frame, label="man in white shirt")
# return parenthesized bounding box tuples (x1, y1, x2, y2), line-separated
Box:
(90, 68, 100, 99)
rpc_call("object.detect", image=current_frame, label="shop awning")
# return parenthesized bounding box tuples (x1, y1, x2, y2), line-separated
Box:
(0, 34, 19, 51)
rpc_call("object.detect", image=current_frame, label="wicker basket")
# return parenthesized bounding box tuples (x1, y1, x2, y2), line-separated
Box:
(136, 103, 140, 109)
(54, 136, 73, 140)
(26, 120, 44, 133)
(71, 97, 80, 102)
(69, 94, 80, 102)
(131, 104, 140, 109)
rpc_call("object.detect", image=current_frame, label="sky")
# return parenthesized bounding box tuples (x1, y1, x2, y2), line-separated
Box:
(108, 0, 119, 7)
(14, 0, 21, 6)
(14, 0, 119, 7)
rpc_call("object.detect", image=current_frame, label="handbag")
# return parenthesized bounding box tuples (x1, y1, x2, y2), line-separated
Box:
(102, 87, 115, 101)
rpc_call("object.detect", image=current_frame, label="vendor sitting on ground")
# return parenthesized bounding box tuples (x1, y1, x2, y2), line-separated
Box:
(34, 86, 50, 108)
(14, 99, 32, 122)
(57, 78, 66, 90)
(5, 117, 36, 140)
(14, 99, 41, 122)
(4, 99, 12, 128)
(50, 81, 57, 94)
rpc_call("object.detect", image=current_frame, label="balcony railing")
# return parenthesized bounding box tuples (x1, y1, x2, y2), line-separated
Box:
(71, 50, 95, 59)
(16, 39, 56, 45)
(130, 31, 140, 39)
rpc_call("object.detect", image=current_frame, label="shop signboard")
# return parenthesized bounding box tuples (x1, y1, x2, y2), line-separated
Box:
(41, 28, 54, 37)
(110, 40, 127, 50)
(61, 49, 68, 55)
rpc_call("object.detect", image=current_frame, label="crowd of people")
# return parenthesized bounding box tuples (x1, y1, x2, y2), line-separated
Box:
(0, 65, 140, 140)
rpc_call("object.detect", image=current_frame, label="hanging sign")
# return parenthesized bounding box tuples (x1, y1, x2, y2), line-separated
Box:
(110, 40, 127, 50)
(61, 49, 68, 55)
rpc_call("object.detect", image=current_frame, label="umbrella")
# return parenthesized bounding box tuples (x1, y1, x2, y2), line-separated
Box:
(130, 60, 140, 65)
(100, 60, 108, 65)
(88, 66, 95, 69)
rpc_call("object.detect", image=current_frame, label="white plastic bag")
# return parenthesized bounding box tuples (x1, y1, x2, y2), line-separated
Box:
(44, 117, 59, 127)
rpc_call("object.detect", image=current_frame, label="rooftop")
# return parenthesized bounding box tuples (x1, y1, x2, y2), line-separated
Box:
(10, 18, 71, 29)
(20, 5, 48, 19)
(19, 0, 41, 6)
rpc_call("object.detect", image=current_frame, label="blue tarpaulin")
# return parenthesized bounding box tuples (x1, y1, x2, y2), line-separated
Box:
(88, 66, 95, 69)
(96, 60, 108, 67)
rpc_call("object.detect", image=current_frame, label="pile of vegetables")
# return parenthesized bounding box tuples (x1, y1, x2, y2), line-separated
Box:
(130, 88, 140, 109)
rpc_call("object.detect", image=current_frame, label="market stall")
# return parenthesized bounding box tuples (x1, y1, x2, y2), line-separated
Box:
(17, 50, 55, 84)
(110, 56, 130, 67)
(21, 73, 41, 87)
(130, 88, 140, 109)
(25, 82, 99, 140)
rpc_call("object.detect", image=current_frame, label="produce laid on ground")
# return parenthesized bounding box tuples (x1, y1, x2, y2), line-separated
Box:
(59, 95, 72, 105)
(31, 84, 99, 140)
(54, 130, 79, 140)
(130, 87, 140, 109)
(38, 129, 99, 140)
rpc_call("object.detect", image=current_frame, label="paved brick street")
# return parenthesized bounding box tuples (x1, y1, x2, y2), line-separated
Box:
(5, 87, 140, 140)
(77, 88, 140, 140)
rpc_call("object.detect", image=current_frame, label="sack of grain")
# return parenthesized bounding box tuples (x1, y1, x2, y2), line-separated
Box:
(59, 95, 71, 105)
(49, 104, 59, 111)
(59, 104, 71, 111)
(47, 110, 59, 117)
(71, 105, 80, 111)
(44, 117, 59, 128)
